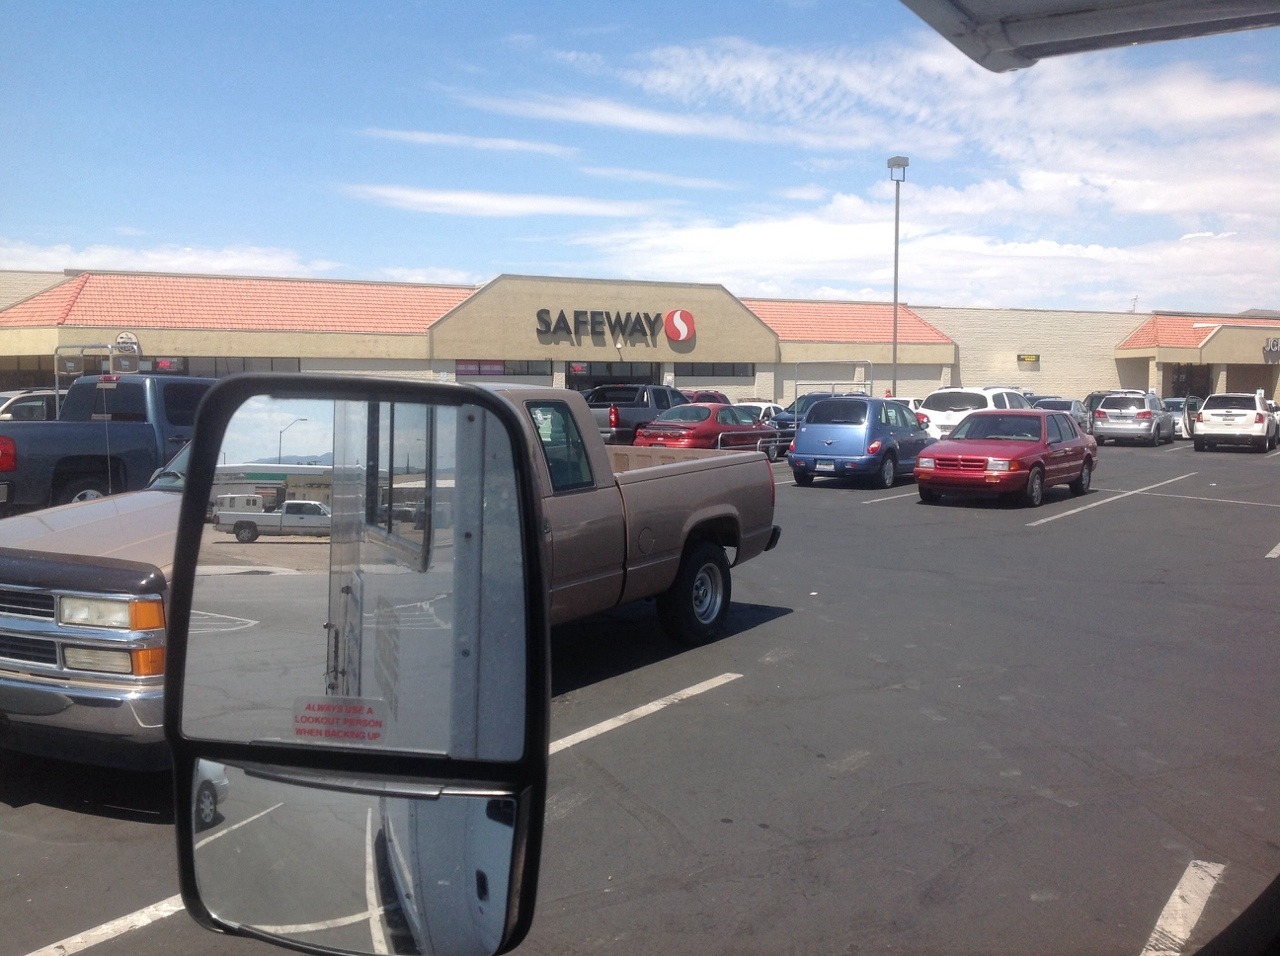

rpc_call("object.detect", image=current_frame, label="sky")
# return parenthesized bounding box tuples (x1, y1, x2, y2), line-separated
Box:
(2, 1, 1278, 315)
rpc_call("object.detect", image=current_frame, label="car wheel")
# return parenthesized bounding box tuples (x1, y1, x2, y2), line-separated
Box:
(918, 486, 940, 504)
(1021, 467, 1045, 508)
(1255, 435, 1269, 453)
(54, 476, 110, 506)
(195, 781, 218, 831)
(1148, 428, 1160, 447)
(657, 541, 731, 647)
(793, 471, 813, 487)
(234, 523, 260, 543)
(1194, 438, 1205, 452)
(1069, 459, 1092, 496)
(874, 454, 896, 489)
(764, 442, 778, 462)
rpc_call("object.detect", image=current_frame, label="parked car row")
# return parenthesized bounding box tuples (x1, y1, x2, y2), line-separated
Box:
(785, 395, 1098, 509)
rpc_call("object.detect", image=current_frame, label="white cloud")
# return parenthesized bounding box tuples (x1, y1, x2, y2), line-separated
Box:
(346, 184, 664, 218)
(579, 166, 732, 190)
(361, 127, 579, 159)
(379, 265, 482, 285)
(0, 239, 339, 276)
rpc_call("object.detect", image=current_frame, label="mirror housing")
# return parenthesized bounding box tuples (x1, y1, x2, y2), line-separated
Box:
(165, 374, 549, 956)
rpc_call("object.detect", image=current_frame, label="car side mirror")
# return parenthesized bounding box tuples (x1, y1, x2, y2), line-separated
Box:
(165, 374, 549, 956)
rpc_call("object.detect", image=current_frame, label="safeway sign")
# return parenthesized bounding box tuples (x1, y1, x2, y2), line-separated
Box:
(535, 307, 697, 345)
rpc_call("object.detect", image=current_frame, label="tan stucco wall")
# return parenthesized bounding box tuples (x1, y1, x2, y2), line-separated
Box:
(430, 275, 779, 363)
(916, 307, 1144, 399)
(1199, 326, 1280, 365)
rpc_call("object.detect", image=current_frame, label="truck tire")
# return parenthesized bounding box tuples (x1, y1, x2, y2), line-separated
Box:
(54, 476, 110, 506)
(657, 541, 731, 647)
(234, 523, 260, 543)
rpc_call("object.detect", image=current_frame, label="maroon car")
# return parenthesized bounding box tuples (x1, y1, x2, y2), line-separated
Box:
(913, 408, 1097, 507)
(634, 402, 780, 459)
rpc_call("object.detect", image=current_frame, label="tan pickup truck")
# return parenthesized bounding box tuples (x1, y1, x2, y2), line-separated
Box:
(0, 384, 780, 768)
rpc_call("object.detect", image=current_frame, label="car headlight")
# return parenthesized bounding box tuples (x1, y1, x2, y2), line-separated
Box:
(918, 457, 935, 469)
(59, 596, 165, 630)
(986, 459, 1013, 472)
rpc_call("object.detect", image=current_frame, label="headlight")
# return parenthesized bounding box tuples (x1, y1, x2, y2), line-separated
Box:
(59, 596, 165, 630)
(63, 646, 165, 676)
(986, 459, 1013, 472)
(918, 457, 935, 469)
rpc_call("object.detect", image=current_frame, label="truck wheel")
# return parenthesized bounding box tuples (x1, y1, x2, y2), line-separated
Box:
(657, 541, 731, 647)
(55, 476, 110, 505)
(234, 523, 260, 543)
(793, 471, 813, 487)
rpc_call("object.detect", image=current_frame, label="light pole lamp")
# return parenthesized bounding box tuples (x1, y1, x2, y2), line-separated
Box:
(888, 155, 909, 397)
(278, 418, 307, 464)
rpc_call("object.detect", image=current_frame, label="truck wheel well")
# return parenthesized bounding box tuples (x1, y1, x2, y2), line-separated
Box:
(51, 458, 124, 503)
(686, 517, 740, 563)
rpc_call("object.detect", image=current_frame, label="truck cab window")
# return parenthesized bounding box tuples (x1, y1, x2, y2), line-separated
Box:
(528, 401, 594, 493)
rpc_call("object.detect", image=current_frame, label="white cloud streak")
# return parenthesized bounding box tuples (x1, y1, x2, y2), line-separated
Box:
(0, 239, 339, 277)
(361, 127, 579, 159)
(346, 184, 663, 218)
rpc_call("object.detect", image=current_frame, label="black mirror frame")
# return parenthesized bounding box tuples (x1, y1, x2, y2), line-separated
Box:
(164, 373, 550, 956)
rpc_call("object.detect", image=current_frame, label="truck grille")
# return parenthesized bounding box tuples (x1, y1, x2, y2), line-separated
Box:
(0, 588, 56, 620)
(0, 632, 58, 665)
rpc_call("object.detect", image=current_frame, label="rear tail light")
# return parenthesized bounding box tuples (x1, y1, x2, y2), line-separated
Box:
(0, 436, 15, 472)
(1094, 409, 1107, 420)
(1135, 410, 1152, 420)
(1256, 413, 1266, 425)
(787, 440, 795, 453)
(1196, 411, 1204, 422)
(915, 411, 930, 426)
(867, 439, 883, 455)
(609, 406, 620, 428)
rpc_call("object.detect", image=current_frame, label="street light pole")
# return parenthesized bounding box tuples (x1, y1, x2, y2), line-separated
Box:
(278, 418, 307, 464)
(888, 155, 909, 397)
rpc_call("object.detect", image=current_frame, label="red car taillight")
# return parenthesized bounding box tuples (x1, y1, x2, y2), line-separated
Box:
(787, 440, 795, 453)
(1094, 409, 1107, 420)
(915, 411, 930, 426)
(1256, 412, 1267, 425)
(0, 437, 15, 472)
(867, 439, 883, 455)
(609, 406, 620, 428)
(1196, 411, 1204, 422)
(1135, 410, 1152, 420)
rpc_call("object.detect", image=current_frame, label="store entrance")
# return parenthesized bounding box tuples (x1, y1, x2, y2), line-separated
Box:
(1170, 363, 1212, 398)
(565, 361, 662, 392)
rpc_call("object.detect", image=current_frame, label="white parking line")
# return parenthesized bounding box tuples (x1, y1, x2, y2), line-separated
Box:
(1138, 860, 1225, 955)
(24, 674, 745, 956)
(862, 490, 919, 504)
(25, 895, 186, 956)
(1026, 474, 1196, 527)
(550, 672, 743, 755)
(1267, 542, 1280, 559)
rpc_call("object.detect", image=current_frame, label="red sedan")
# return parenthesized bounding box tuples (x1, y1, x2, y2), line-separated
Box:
(634, 403, 781, 459)
(913, 408, 1097, 507)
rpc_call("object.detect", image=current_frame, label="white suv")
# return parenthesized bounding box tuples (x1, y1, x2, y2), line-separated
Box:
(1194, 391, 1279, 452)
(918, 386, 1032, 440)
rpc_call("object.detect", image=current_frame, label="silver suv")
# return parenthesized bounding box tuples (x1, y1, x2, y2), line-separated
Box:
(1091, 390, 1174, 445)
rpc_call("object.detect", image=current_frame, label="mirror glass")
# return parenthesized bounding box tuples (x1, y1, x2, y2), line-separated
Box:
(183, 395, 527, 761)
(192, 761, 515, 956)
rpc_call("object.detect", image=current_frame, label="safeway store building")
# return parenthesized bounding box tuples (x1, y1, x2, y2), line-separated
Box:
(2, 269, 1278, 404)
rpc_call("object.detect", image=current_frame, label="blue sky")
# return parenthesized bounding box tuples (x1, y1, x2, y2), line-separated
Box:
(2, 1, 1277, 314)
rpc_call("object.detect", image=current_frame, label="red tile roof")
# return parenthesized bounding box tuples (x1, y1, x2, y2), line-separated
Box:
(1117, 313, 1280, 350)
(0, 272, 477, 334)
(741, 298, 952, 345)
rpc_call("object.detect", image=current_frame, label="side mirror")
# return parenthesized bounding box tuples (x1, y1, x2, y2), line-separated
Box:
(165, 374, 549, 956)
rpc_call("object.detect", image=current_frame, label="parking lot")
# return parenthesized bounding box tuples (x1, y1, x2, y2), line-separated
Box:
(3, 438, 1280, 956)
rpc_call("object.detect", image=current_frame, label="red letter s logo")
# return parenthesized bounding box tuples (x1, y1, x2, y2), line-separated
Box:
(664, 309, 695, 342)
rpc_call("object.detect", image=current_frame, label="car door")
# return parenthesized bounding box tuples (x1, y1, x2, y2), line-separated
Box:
(1046, 414, 1083, 484)
(886, 401, 927, 464)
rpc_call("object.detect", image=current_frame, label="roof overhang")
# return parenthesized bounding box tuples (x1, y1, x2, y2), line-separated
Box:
(900, 0, 1280, 71)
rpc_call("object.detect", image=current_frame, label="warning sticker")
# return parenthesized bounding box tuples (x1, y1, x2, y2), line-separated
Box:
(292, 696, 386, 745)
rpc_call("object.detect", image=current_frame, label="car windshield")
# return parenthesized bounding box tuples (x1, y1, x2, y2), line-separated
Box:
(921, 391, 987, 413)
(146, 443, 190, 491)
(1034, 399, 1071, 411)
(1164, 399, 1185, 411)
(951, 414, 1042, 441)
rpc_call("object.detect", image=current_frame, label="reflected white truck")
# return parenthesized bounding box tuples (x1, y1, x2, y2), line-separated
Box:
(213, 499, 332, 542)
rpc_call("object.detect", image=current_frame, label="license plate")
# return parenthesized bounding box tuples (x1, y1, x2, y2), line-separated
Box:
(816, 459, 835, 472)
